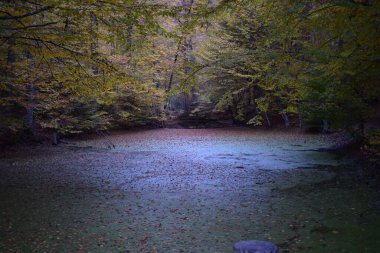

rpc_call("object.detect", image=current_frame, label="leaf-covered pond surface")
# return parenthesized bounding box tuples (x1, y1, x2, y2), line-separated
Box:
(0, 129, 379, 252)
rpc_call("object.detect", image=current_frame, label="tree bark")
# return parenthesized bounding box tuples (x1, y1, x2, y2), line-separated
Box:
(90, 11, 99, 75)
(264, 111, 271, 128)
(298, 113, 302, 129)
(322, 119, 330, 134)
(166, 41, 181, 91)
(25, 83, 34, 132)
(166, 0, 194, 92)
(7, 38, 16, 63)
(0, 6, 53, 20)
(65, 17, 70, 32)
(25, 2, 42, 133)
(52, 130, 59, 145)
(282, 113, 290, 128)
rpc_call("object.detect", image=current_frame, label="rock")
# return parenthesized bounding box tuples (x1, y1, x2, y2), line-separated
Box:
(233, 240, 279, 253)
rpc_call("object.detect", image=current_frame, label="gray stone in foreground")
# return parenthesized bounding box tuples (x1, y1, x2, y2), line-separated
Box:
(233, 240, 279, 253)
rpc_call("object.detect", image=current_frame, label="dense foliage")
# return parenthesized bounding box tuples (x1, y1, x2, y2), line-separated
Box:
(194, 0, 380, 136)
(0, 0, 221, 143)
(0, 0, 379, 144)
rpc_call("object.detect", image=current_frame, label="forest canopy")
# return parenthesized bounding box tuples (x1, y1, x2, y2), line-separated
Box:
(0, 0, 379, 143)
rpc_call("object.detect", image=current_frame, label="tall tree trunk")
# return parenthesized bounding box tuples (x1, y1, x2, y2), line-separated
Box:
(90, 11, 99, 75)
(264, 111, 271, 128)
(7, 38, 16, 64)
(152, 40, 161, 88)
(322, 119, 330, 134)
(26, 38, 36, 132)
(25, 83, 34, 132)
(127, 25, 133, 60)
(166, 0, 194, 92)
(25, 2, 43, 134)
(51, 16, 73, 144)
(166, 41, 181, 91)
(298, 113, 302, 129)
(65, 17, 70, 32)
(184, 36, 195, 111)
(89, 12, 100, 132)
(6, 21, 35, 135)
(281, 113, 290, 128)
(52, 130, 59, 145)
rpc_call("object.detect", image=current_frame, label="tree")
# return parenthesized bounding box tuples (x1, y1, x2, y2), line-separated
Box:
(193, 0, 380, 133)
(0, 0, 170, 141)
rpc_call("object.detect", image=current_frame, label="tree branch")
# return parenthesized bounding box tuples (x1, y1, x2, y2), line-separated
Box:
(3, 22, 58, 30)
(0, 6, 54, 20)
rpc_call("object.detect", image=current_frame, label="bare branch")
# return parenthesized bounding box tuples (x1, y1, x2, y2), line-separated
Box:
(0, 6, 54, 20)
(3, 22, 58, 30)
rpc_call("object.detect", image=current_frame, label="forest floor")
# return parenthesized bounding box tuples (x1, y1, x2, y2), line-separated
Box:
(0, 128, 379, 253)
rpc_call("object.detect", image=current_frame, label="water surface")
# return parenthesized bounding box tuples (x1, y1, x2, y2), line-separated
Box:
(0, 129, 378, 252)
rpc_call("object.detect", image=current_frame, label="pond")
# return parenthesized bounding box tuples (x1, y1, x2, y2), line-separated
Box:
(0, 129, 379, 252)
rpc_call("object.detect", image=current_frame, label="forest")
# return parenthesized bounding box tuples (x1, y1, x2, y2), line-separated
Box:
(0, 0, 379, 252)
(1, 0, 379, 144)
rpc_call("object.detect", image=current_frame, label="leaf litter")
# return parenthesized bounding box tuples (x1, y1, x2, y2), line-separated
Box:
(0, 129, 379, 252)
